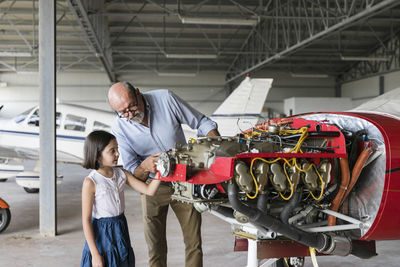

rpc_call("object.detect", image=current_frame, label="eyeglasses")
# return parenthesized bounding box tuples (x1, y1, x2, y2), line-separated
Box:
(116, 91, 139, 118)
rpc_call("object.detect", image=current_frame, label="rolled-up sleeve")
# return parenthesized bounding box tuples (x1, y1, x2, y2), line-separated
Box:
(196, 116, 218, 136)
(167, 91, 217, 136)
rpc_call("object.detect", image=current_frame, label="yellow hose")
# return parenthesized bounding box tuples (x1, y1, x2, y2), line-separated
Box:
(243, 125, 324, 201)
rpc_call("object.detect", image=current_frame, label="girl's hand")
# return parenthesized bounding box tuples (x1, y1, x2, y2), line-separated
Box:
(92, 252, 104, 267)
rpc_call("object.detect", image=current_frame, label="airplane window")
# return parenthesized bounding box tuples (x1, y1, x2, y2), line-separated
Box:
(27, 109, 39, 127)
(14, 108, 34, 124)
(93, 121, 111, 132)
(26, 110, 61, 128)
(64, 114, 87, 132)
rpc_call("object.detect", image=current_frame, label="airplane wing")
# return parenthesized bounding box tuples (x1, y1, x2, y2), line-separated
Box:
(0, 144, 82, 164)
(0, 145, 38, 160)
(183, 77, 273, 138)
(351, 87, 400, 118)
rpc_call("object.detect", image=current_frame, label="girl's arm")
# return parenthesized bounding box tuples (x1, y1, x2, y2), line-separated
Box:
(123, 169, 161, 196)
(82, 178, 104, 267)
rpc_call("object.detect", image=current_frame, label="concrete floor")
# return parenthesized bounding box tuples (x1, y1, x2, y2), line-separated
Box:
(1, 161, 399, 267)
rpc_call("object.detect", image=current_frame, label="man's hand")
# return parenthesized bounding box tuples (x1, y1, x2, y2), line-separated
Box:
(133, 152, 162, 181)
(206, 128, 220, 137)
(141, 152, 161, 173)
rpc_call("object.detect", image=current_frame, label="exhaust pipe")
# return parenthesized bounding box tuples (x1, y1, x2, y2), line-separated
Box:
(227, 183, 376, 259)
(280, 190, 302, 224)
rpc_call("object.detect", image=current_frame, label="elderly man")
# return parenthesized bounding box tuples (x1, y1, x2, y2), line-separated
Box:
(108, 82, 219, 267)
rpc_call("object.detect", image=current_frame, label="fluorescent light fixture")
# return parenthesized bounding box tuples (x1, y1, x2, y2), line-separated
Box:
(157, 72, 197, 77)
(290, 72, 329, 78)
(0, 51, 32, 57)
(16, 71, 38, 75)
(180, 16, 259, 26)
(340, 55, 389, 61)
(165, 53, 218, 59)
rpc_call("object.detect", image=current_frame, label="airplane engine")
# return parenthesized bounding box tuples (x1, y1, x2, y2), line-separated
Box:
(156, 112, 400, 260)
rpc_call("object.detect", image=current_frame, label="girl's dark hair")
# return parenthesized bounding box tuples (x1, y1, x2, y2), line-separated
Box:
(82, 130, 116, 170)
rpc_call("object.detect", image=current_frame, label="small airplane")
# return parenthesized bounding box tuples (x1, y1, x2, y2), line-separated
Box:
(0, 76, 273, 193)
(155, 87, 400, 266)
(0, 104, 115, 192)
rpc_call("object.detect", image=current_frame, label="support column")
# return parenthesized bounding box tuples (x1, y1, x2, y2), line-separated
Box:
(39, 0, 57, 236)
(379, 76, 385, 95)
(335, 80, 342, 98)
(247, 239, 259, 267)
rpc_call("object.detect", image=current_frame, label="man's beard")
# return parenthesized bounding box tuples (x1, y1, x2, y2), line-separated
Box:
(129, 110, 145, 124)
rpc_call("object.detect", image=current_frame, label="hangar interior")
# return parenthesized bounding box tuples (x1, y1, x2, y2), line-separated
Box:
(1, 0, 400, 117)
(1, 0, 400, 266)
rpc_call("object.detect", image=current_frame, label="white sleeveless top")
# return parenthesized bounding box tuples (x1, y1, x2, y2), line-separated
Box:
(87, 167, 126, 219)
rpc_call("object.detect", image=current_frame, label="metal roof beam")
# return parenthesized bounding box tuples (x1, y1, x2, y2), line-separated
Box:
(66, 0, 115, 82)
(340, 28, 400, 82)
(226, 0, 400, 83)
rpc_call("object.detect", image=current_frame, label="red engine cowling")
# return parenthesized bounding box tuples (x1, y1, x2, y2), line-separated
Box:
(336, 112, 400, 240)
(158, 112, 400, 242)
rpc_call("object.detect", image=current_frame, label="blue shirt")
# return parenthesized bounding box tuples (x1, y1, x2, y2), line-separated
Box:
(112, 89, 217, 173)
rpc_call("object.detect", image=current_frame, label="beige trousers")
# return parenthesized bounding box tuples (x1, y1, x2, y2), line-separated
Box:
(141, 183, 203, 267)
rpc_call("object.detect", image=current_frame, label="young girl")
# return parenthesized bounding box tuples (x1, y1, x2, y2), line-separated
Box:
(80, 130, 160, 267)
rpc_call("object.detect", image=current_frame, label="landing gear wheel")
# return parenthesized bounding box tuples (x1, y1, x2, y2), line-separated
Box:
(275, 257, 305, 267)
(23, 187, 39, 193)
(0, 179, 7, 182)
(0, 208, 11, 233)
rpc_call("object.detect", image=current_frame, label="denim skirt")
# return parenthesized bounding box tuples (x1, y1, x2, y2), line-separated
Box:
(80, 213, 135, 267)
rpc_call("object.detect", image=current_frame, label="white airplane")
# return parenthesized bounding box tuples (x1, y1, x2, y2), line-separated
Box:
(0, 76, 273, 193)
(0, 104, 114, 192)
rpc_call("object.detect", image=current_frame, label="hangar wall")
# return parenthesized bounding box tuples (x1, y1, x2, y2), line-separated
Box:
(254, 70, 336, 116)
(0, 70, 337, 119)
(0, 71, 226, 118)
(0, 72, 109, 117)
(2, 69, 399, 119)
